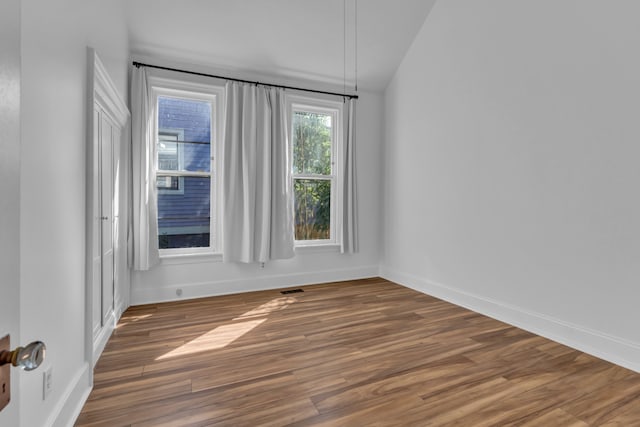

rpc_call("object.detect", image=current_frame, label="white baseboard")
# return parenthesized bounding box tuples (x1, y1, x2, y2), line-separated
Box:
(92, 311, 116, 367)
(49, 363, 91, 427)
(131, 265, 380, 305)
(114, 296, 127, 325)
(380, 266, 640, 373)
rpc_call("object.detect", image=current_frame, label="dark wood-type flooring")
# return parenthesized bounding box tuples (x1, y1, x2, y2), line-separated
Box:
(76, 278, 640, 426)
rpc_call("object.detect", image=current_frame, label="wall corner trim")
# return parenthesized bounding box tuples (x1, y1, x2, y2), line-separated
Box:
(380, 266, 640, 374)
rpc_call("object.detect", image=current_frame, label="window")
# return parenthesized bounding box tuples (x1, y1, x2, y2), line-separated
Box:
(151, 79, 223, 255)
(157, 130, 184, 193)
(289, 97, 343, 246)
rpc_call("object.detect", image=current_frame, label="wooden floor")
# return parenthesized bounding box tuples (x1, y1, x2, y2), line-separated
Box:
(76, 278, 640, 426)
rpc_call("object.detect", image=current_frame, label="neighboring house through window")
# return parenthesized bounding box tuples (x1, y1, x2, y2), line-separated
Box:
(151, 79, 224, 254)
(157, 130, 184, 194)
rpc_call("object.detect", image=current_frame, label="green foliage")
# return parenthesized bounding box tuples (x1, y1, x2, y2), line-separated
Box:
(293, 112, 332, 175)
(294, 180, 330, 240)
(293, 111, 332, 240)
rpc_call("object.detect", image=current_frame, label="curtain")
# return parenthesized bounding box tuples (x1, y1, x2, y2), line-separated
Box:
(130, 66, 160, 270)
(341, 98, 358, 253)
(223, 82, 295, 263)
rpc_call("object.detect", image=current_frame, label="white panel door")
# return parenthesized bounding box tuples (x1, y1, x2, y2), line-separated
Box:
(87, 49, 129, 368)
(91, 105, 118, 364)
(100, 113, 115, 325)
(0, 0, 21, 422)
(91, 107, 102, 339)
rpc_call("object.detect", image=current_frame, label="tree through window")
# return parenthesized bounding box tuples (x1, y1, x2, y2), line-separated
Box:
(291, 105, 339, 243)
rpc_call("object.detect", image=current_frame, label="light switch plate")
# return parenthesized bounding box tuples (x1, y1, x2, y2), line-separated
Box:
(0, 334, 10, 412)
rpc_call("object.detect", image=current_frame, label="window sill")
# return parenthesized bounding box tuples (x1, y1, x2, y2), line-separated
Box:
(294, 244, 341, 254)
(160, 251, 223, 265)
(157, 244, 341, 265)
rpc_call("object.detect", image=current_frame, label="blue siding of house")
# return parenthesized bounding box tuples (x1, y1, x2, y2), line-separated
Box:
(157, 97, 212, 248)
(157, 177, 211, 228)
(159, 97, 211, 143)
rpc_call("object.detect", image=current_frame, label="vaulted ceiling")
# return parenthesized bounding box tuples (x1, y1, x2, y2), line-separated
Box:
(126, 0, 436, 92)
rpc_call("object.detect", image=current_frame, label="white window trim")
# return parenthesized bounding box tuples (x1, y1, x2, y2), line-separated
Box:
(286, 94, 344, 248)
(149, 76, 225, 257)
(159, 251, 223, 265)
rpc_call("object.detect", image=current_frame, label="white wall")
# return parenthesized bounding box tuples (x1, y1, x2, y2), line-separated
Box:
(132, 89, 383, 304)
(20, 1, 129, 426)
(383, 0, 640, 372)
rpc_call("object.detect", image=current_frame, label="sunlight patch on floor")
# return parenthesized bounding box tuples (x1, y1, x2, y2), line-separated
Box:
(233, 296, 297, 320)
(155, 295, 299, 360)
(156, 318, 267, 360)
(116, 314, 152, 329)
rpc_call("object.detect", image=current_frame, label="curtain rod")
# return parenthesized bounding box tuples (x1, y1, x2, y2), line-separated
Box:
(132, 61, 359, 100)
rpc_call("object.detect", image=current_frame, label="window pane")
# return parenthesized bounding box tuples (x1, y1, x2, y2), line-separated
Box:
(157, 176, 211, 249)
(158, 134, 179, 170)
(158, 97, 211, 173)
(294, 179, 331, 240)
(292, 111, 332, 175)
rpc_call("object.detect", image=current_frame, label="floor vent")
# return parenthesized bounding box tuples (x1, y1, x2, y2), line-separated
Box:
(281, 289, 304, 295)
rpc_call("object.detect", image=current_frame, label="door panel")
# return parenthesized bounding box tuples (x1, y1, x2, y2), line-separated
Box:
(112, 126, 125, 318)
(0, 0, 21, 422)
(92, 108, 102, 339)
(100, 115, 114, 325)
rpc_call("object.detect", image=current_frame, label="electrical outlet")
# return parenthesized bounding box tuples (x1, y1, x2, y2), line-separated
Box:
(43, 366, 53, 400)
(0, 335, 10, 411)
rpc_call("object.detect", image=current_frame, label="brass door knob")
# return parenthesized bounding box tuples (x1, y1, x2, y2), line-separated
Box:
(0, 341, 46, 371)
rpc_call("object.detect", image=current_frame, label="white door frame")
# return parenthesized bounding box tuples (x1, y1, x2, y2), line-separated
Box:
(85, 49, 130, 374)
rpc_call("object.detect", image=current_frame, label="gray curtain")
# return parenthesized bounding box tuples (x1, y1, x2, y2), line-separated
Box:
(341, 98, 358, 253)
(222, 82, 294, 263)
(130, 66, 160, 270)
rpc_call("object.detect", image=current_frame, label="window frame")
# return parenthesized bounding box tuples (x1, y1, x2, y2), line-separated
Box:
(287, 94, 344, 248)
(149, 76, 224, 257)
(157, 129, 185, 195)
